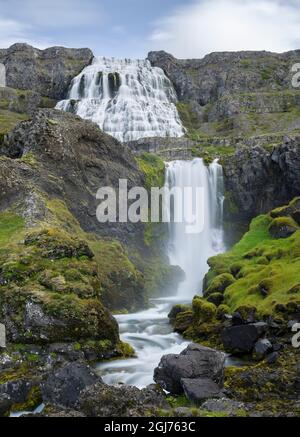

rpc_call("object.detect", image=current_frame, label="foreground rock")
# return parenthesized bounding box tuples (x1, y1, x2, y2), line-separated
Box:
(181, 378, 223, 404)
(221, 322, 268, 354)
(41, 362, 100, 409)
(154, 343, 225, 395)
(77, 383, 168, 417)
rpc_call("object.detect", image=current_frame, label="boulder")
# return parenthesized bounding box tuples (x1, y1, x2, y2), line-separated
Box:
(0, 378, 37, 416)
(181, 378, 222, 404)
(154, 343, 225, 395)
(221, 322, 268, 354)
(253, 339, 273, 359)
(41, 362, 100, 408)
(77, 382, 168, 417)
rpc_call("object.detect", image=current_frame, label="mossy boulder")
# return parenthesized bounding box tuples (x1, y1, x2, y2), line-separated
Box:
(168, 304, 191, 322)
(207, 292, 224, 307)
(192, 297, 217, 323)
(173, 310, 194, 334)
(269, 217, 299, 239)
(204, 273, 235, 297)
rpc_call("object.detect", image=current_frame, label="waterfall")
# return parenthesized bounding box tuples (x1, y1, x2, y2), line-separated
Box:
(166, 158, 225, 299)
(56, 57, 185, 142)
(0, 64, 6, 87)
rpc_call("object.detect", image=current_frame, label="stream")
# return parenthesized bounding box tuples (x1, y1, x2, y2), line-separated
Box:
(96, 158, 230, 388)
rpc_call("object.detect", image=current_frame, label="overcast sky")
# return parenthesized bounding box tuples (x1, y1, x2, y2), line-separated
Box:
(1, 0, 300, 58)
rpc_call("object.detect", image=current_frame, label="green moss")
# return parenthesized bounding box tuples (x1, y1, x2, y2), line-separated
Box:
(192, 296, 217, 322)
(0, 108, 29, 136)
(136, 153, 165, 189)
(20, 152, 38, 168)
(176, 102, 200, 132)
(0, 212, 25, 246)
(11, 386, 42, 413)
(204, 198, 300, 317)
(269, 216, 299, 239)
(204, 273, 235, 296)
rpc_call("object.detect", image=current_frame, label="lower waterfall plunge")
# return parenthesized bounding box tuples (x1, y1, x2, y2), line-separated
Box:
(96, 158, 226, 388)
(166, 158, 225, 299)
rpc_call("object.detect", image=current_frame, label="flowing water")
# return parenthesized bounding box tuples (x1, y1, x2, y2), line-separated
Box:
(56, 57, 184, 142)
(96, 158, 226, 388)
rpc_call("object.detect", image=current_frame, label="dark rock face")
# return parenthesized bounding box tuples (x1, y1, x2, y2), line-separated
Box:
(148, 50, 300, 107)
(223, 138, 300, 221)
(77, 382, 168, 417)
(41, 362, 100, 408)
(0, 377, 37, 416)
(0, 43, 93, 100)
(154, 343, 225, 395)
(181, 378, 222, 404)
(221, 322, 268, 354)
(1, 109, 145, 243)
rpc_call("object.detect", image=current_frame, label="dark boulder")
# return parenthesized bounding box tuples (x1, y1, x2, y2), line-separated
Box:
(181, 378, 222, 404)
(253, 339, 273, 359)
(41, 362, 100, 408)
(0, 378, 37, 416)
(154, 343, 225, 395)
(221, 322, 268, 354)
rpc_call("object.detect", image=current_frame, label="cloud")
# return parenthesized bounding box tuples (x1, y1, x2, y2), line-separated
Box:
(0, 17, 51, 49)
(149, 0, 300, 58)
(1, 0, 103, 29)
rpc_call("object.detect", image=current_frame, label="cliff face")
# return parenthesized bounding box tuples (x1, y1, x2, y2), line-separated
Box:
(0, 43, 93, 100)
(148, 49, 300, 106)
(223, 137, 300, 222)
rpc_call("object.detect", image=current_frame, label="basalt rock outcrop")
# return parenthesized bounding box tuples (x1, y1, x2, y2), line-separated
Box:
(222, 136, 300, 221)
(148, 49, 300, 107)
(0, 43, 93, 100)
(1, 108, 145, 243)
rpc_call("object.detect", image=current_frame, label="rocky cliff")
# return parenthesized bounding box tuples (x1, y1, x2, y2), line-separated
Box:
(0, 43, 93, 100)
(148, 50, 300, 138)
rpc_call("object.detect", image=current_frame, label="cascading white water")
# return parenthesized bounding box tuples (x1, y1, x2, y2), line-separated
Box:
(96, 158, 226, 388)
(56, 57, 185, 142)
(166, 158, 226, 298)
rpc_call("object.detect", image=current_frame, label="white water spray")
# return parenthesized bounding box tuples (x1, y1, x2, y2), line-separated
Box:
(56, 57, 184, 142)
(166, 158, 226, 298)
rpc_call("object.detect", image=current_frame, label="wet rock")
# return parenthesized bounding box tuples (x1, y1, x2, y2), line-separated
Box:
(154, 343, 225, 395)
(41, 362, 100, 408)
(253, 339, 273, 359)
(221, 322, 268, 354)
(77, 382, 168, 417)
(181, 378, 222, 404)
